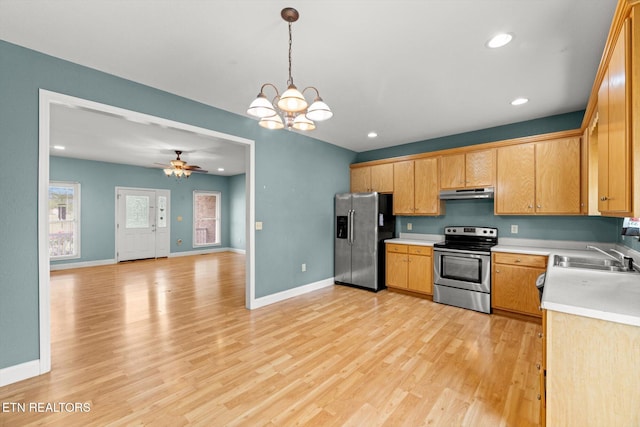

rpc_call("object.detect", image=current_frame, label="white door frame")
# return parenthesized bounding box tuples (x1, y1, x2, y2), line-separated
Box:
(38, 89, 256, 377)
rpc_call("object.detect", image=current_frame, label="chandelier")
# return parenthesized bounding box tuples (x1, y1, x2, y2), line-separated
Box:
(247, 7, 332, 131)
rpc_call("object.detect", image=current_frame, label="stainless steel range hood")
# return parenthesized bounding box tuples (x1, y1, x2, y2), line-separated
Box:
(439, 187, 494, 200)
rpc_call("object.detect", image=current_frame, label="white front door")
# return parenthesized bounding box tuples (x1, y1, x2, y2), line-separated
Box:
(116, 188, 170, 262)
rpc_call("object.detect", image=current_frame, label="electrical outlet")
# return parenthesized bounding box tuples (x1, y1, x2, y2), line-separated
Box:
(301, 263, 306, 272)
(255, 221, 263, 230)
(407, 223, 413, 231)
(511, 224, 519, 234)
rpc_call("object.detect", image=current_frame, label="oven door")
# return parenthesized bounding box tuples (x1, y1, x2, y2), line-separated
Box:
(433, 248, 491, 293)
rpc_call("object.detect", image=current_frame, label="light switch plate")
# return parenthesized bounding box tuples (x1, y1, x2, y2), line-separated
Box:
(255, 221, 263, 230)
(511, 224, 518, 234)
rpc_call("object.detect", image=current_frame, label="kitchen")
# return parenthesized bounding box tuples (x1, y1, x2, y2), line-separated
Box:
(335, 1, 640, 424)
(0, 0, 639, 425)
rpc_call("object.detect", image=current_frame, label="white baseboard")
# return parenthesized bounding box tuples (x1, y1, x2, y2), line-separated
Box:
(49, 248, 245, 270)
(168, 247, 233, 257)
(0, 359, 41, 387)
(250, 277, 334, 309)
(50, 259, 116, 271)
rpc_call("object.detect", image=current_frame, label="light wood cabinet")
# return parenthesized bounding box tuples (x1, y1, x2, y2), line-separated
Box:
(386, 243, 433, 295)
(440, 149, 495, 189)
(495, 137, 581, 215)
(598, 18, 632, 216)
(492, 252, 547, 318)
(393, 158, 444, 216)
(545, 310, 640, 425)
(350, 163, 394, 193)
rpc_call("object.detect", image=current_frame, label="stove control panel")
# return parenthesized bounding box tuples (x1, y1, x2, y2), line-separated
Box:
(444, 226, 498, 237)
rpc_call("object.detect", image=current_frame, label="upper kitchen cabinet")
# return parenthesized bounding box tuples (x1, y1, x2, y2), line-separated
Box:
(440, 149, 496, 190)
(495, 136, 581, 215)
(597, 18, 632, 216)
(350, 163, 394, 193)
(393, 158, 444, 216)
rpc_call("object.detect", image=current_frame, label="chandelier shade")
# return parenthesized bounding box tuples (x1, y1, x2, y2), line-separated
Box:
(247, 93, 277, 118)
(247, 7, 332, 131)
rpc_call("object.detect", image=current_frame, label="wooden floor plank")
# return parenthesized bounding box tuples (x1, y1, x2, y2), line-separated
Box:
(0, 252, 541, 426)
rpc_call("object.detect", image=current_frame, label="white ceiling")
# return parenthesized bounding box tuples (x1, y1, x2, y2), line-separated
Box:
(0, 0, 617, 173)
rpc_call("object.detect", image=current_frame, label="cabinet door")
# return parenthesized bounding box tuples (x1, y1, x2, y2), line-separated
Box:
(495, 144, 535, 214)
(370, 163, 394, 193)
(466, 149, 495, 187)
(414, 157, 442, 215)
(492, 263, 544, 317)
(408, 254, 432, 294)
(386, 251, 408, 289)
(350, 167, 370, 193)
(393, 161, 415, 214)
(440, 154, 465, 189)
(535, 138, 581, 214)
(603, 19, 631, 214)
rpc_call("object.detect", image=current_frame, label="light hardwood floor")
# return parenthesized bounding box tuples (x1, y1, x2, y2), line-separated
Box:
(0, 252, 542, 426)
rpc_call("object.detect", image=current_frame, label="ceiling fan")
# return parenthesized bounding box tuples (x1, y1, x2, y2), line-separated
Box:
(157, 150, 208, 178)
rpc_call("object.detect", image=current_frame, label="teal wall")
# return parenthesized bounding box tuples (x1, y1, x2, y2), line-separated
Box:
(0, 40, 355, 369)
(49, 156, 234, 265)
(229, 174, 246, 250)
(355, 111, 585, 163)
(399, 200, 619, 242)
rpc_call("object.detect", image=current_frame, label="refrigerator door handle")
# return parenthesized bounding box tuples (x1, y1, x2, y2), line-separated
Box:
(349, 209, 355, 245)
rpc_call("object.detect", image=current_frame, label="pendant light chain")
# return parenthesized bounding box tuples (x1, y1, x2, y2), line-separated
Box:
(287, 21, 294, 87)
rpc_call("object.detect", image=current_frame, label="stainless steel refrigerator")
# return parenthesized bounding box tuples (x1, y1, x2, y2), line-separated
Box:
(335, 192, 395, 292)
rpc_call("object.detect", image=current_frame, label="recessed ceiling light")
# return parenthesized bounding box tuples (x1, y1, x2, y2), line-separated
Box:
(53, 145, 65, 150)
(487, 33, 513, 48)
(511, 97, 529, 106)
(367, 132, 378, 138)
(217, 168, 225, 172)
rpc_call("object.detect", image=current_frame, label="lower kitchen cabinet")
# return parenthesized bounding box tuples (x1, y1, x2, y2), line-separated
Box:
(386, 243, 433, 295)
(492, 252, 547, 318)
(544, 310, 640, 425)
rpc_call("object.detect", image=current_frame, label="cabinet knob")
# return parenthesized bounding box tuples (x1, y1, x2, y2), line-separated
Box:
(528, 205, 533, 209)
(538, 332, 543, 339)
(515, 258, 521, 263)
(536, 363, 541, 370)
(495, 269, 500, 273)
(537, 204, 542, 209)
(600, 196, 608, 201)
(537, 394, 541, 401)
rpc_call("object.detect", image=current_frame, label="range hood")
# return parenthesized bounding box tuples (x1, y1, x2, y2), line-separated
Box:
(439, 187, 494, 200)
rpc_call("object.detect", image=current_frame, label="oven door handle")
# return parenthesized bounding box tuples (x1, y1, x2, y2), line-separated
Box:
(434, 248, 491, 257)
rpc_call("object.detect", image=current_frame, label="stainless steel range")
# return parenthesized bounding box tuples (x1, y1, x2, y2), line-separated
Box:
(433, 226, 498, 314)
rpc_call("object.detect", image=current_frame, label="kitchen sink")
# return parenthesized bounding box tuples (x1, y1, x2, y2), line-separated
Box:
(553, 255, 633, 272)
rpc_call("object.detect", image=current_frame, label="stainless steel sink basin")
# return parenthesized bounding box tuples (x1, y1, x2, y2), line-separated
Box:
(553, 255, 632, 272)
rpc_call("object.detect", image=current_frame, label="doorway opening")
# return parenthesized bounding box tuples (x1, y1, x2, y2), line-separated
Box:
(38, 89, 256, 377)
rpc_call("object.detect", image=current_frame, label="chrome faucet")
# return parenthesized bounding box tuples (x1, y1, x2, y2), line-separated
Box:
(586, 245, 620, 261)
(586, 245, 634, 270)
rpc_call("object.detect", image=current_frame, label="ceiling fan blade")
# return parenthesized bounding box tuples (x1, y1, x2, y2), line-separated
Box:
(184, 165, 202, 170)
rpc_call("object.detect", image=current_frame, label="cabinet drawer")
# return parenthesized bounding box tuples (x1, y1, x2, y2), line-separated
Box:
(494, 252, 547, 268)
(386, 243, 408, 254)
(407, 245, 432, 256)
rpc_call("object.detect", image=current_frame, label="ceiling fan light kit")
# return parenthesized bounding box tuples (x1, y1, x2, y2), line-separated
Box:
(247, 7, 332, 131)
(162, 150, 205, 179)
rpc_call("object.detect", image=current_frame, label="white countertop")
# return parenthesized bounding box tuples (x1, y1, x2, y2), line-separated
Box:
(492, 241, 640, 327)
(385, 238, 439, 247)
(385, 233, 442, 247)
